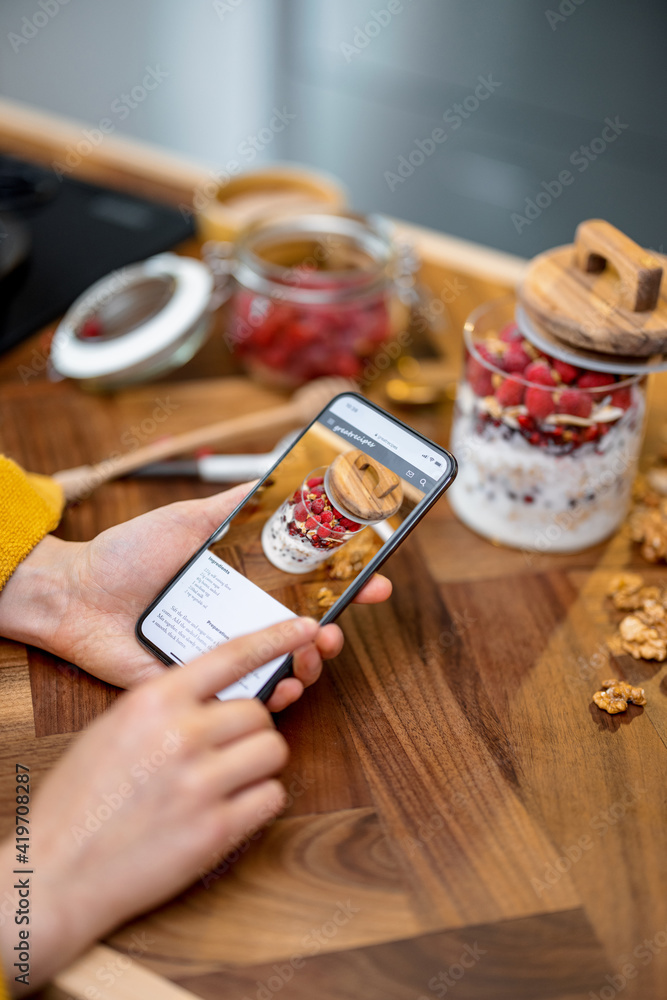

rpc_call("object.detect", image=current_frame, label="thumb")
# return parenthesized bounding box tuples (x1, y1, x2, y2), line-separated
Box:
(161, 480, 259, 538)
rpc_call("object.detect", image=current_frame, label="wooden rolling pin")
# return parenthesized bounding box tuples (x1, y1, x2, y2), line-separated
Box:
(54, 377, 354, 502)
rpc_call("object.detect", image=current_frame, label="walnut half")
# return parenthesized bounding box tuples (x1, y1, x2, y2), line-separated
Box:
(606, 572, 667, 661)
(593, 679, 647, 715)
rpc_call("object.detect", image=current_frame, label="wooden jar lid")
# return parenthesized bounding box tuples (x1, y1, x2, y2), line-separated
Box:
(327, 449, 403, 522)
(518, 219, 667, 358)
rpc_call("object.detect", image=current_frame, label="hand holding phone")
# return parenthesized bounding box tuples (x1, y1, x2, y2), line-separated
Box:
(137, 393, 456, 702)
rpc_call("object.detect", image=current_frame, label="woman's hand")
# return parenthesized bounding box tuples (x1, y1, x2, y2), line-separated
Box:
(0, 483, 392, 711)
(0, 617, 319, 995)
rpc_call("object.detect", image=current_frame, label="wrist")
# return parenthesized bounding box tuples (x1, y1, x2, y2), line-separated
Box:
(0, 535, 81, 654)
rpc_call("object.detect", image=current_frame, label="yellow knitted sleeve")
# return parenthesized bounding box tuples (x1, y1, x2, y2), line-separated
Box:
(0, 456, 65, 589)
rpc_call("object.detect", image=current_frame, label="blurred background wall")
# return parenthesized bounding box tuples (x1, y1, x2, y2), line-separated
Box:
(1, 0, 665, 257)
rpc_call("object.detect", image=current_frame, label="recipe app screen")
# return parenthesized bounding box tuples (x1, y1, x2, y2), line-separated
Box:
(140, 396, 447, 699)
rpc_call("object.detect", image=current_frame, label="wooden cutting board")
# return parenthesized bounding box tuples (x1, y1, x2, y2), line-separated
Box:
(1, 373, 667, 1000)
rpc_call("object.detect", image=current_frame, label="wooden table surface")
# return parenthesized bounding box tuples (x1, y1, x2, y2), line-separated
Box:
(1, 99, 667, 1000)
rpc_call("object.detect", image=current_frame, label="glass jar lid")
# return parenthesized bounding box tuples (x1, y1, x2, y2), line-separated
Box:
(51, 253, 213, 380)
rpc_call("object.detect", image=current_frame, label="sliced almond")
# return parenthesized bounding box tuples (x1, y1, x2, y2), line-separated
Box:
(480, 395, 503, 419)
(544, 413, 595, 427)
(485, 336, 508, 356)
(592, 405, 624, 423)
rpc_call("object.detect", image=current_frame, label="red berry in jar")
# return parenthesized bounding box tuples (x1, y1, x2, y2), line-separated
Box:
(525, 361, 557, 387)
(610, 386, 632, 410)
(577, 371, 616, 390)
(525, 386, 556, 420)
(502, 343, 533, 373)
(552, 359, 580, 384)
(557, 388, 593, 419)
(466, 344, 496, 397)
(498, 322, 522, 344)
(495, 376, 524, 407)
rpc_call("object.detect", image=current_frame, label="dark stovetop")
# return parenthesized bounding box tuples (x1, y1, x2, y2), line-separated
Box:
(0, 154, 194, 355)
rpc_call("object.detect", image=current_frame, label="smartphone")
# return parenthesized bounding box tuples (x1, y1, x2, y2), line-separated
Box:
(136, 392, 456, 702)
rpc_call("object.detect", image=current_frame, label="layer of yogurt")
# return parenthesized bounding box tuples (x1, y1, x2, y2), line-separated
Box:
(448, 384, 645, 553)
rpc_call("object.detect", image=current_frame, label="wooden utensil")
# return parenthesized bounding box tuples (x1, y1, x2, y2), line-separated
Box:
(518, 219, 667, 357)
(53, 377, 354, 502)
(327, 448, 403, 522)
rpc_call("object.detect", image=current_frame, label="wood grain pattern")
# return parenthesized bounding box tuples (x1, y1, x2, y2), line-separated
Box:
(0, 733, 75, 839)
(574, 219, 663, 313)
(328, 449, 403, 521)
(109, 808, 432, 975)
(53, 945, 202, 1000)
(5, 347, 667, 1000)
(2, 110, 666, 998)
(173, 910, 609, 1000)
(520, 246, 667, 357)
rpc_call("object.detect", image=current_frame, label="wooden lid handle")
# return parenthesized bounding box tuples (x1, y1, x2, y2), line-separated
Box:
(353, 453, 401, 500)
(328, 449, 403, 521)
(574, 219, 663, 312)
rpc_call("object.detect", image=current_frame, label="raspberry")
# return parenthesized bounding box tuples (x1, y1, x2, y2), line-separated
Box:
(304, 517, 318, 531)
(525, 386, 555, 420)
(331, 508, 344, 520)
(498, 322, 522, 343)
(611, 387, 632, 410)
(320, 509, 334, 523)
(294, 503, 308, 521)
(339, 517, 361, 530)
(317, 525, 331, 538)
(307, 476, 324, 488)
(291, 490, 302, 504)
(311, 498, 325, 514)
(466, 355, 494, 397)
(577, 372, 615, 390)
(557, 389, 592, 419)
(502, 344, 533, 373)
(495, 376, 524, 407)
(553, 359, 579, 384)
(525, 361, 557, 387)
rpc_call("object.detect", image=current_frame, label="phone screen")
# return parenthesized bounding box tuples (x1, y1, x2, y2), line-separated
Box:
(138, 393, 455, 700)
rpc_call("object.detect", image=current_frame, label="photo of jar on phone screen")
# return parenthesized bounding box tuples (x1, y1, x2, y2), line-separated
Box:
(208, 417, 422, 618)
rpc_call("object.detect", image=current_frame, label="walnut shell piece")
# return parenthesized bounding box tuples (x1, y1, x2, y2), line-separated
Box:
(628, 501, 667, 563)
(593, 679, 647, 714)
(606, 572, 667, 660)
(316, 586, 336, 611)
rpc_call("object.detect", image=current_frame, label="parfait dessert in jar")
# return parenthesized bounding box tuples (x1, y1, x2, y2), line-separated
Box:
(447, 218, 667, 553)
(261, 450, 403, 573)
(448, 298, 646, 552)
